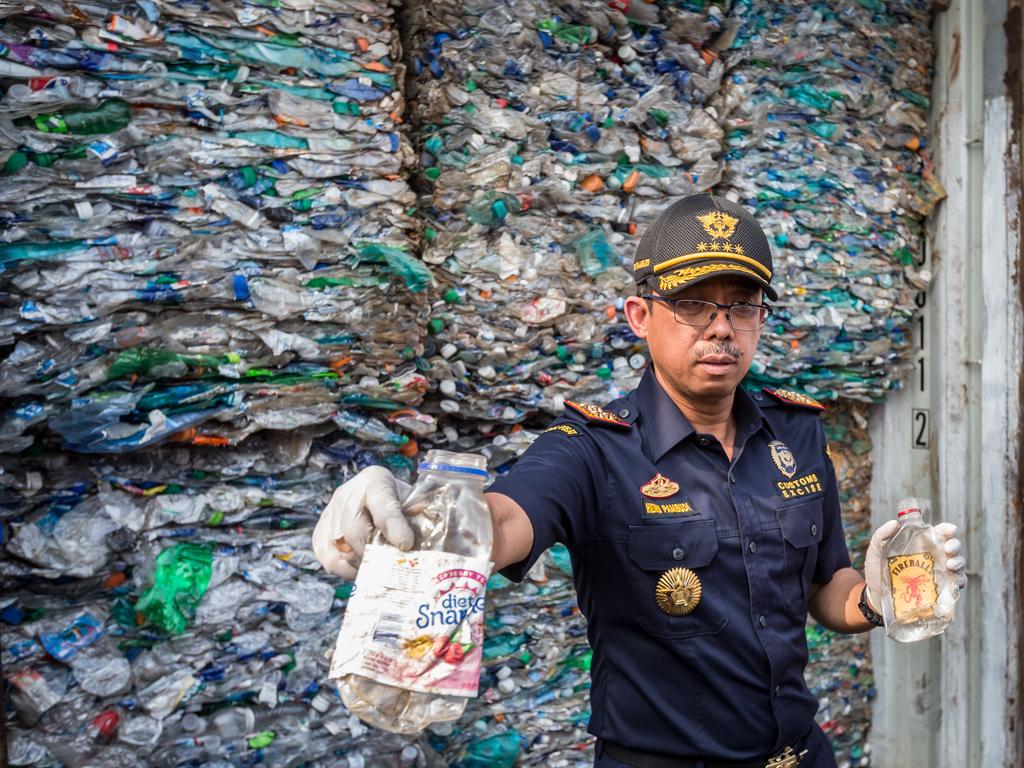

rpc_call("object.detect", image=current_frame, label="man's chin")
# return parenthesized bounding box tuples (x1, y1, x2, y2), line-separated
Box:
(688, 377, 741, 400)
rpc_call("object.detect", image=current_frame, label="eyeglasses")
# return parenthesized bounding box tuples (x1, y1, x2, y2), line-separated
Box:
(640, 295, 773, 331)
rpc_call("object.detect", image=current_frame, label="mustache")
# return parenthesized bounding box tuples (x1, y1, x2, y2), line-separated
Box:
(695, 342, 743, 360)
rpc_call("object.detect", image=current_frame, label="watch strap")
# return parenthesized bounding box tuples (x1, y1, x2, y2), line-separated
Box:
(858, 585, 885, 628)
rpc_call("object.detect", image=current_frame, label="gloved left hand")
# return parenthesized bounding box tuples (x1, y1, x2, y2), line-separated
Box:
(863, 520, 967, 613)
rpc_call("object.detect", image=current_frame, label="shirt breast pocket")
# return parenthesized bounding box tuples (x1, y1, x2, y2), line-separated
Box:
(627, 520, 730, 639)
(777, 498, 824, 617)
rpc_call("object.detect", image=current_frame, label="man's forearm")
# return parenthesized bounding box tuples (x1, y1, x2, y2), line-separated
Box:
(808, 567, 877, 633)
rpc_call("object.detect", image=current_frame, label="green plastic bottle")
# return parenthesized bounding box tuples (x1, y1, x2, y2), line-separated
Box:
(134, 543, 213, 635)
(23, 99, 132, 135)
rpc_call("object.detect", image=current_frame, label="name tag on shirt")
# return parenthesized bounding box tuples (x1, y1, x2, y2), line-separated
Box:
(642, 500, 698, 519)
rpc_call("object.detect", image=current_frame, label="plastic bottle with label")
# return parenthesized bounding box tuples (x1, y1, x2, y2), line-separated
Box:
(879, 497, 958, 642)
(334, 450, 493, 733)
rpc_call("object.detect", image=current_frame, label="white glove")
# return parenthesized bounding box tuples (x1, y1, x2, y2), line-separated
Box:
(311, 466, 414, 579)
(864, 520, 968, 612)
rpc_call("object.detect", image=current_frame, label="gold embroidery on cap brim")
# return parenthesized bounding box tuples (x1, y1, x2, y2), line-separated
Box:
(653, 251, 772, 278)
(658, 263, 761, 292)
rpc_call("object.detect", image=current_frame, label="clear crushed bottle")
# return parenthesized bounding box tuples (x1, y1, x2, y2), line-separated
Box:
(880, 498, 958, 643)
(331, 450, 493, 733)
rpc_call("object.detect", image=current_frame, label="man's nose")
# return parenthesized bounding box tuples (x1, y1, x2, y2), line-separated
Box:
(703, 307, 735, 340)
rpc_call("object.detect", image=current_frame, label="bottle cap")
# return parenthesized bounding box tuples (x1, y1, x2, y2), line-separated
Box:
(419, 449, 488, 477)
(897, 497, 924, 517)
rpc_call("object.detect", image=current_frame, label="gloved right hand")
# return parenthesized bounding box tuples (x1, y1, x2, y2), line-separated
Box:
(311, 466, 414, 579)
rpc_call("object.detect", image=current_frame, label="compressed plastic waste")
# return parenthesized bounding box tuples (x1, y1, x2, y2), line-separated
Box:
(715, 0, 942, 401)
(0, 0, 427, 458)
(810, 402, 877, 767)
(0, 1, 439, 766)
(1, 0, 936, 766)
(402, 0, 729, 422)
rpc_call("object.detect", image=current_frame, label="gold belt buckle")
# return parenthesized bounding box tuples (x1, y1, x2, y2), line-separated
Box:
(765, 745, 808, 768)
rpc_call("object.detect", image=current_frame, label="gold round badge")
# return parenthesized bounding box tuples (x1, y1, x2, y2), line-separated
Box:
(655, 568, 702, 616)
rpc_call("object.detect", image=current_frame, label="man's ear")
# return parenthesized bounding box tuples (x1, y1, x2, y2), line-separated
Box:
(623, 295, 651, 339)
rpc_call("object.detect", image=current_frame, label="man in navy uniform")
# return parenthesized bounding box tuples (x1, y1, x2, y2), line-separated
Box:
(313, 195, 968, 768)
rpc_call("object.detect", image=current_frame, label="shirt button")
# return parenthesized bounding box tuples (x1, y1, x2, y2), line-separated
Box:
(729, 472, 737, 484)
(672, 547, 685, 561)
(811, 524, 818, 536)
(618, 408, 630, 418)
(753, 393, 763, 401)
(758, 615, 767, 628)
(775, 685, 781, 697)
(698, 436, 711, 446)
(748, 541, 757, 554)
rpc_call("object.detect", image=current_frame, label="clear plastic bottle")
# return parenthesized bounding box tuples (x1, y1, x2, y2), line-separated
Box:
(335, 450, 492, 733)
(880, 498, 957, 642)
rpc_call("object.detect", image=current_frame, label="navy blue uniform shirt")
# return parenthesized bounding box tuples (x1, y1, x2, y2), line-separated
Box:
(487, 366, 850, 761)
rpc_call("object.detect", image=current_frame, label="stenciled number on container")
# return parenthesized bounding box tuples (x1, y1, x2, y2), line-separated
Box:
(912, 409, 930, 450)
(912, 270, 929, 449)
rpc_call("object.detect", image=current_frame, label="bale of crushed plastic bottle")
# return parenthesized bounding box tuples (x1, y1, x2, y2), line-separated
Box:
(715, 0, 942, 402)
(402, 0, 729, 423)
(2, 2, 937, 767)
(0, 2, 439, 766)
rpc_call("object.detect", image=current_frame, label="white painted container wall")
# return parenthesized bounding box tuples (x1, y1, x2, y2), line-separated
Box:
(869, 1, 1023, 766)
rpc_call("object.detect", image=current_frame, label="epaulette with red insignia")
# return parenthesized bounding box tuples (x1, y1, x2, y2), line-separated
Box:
(563, 401, 632, 428)
(762, 388, 827, 411)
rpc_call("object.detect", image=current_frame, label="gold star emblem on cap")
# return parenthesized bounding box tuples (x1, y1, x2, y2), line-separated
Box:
(696, 242, 708, 252)
(735, 244, 744, 255)
(722, 242, 735, 253)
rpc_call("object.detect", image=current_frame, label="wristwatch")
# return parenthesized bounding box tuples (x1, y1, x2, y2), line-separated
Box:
(858, 585, 885, 628)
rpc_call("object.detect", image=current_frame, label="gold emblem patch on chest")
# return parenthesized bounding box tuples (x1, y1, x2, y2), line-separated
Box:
(640, 473, 680, 498)
(769, 440, 797, 479)
(655, 568, 702, 616)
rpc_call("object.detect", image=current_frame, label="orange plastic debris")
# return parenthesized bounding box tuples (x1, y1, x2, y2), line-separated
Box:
(170, 428, 198, 443)
(194, 435, 230, 447)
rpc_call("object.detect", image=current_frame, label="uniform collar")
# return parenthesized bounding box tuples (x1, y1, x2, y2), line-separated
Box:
(635, 367, 774, 462)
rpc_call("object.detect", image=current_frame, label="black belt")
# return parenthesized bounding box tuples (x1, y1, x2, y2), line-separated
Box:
(602, 741, 808, 768)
